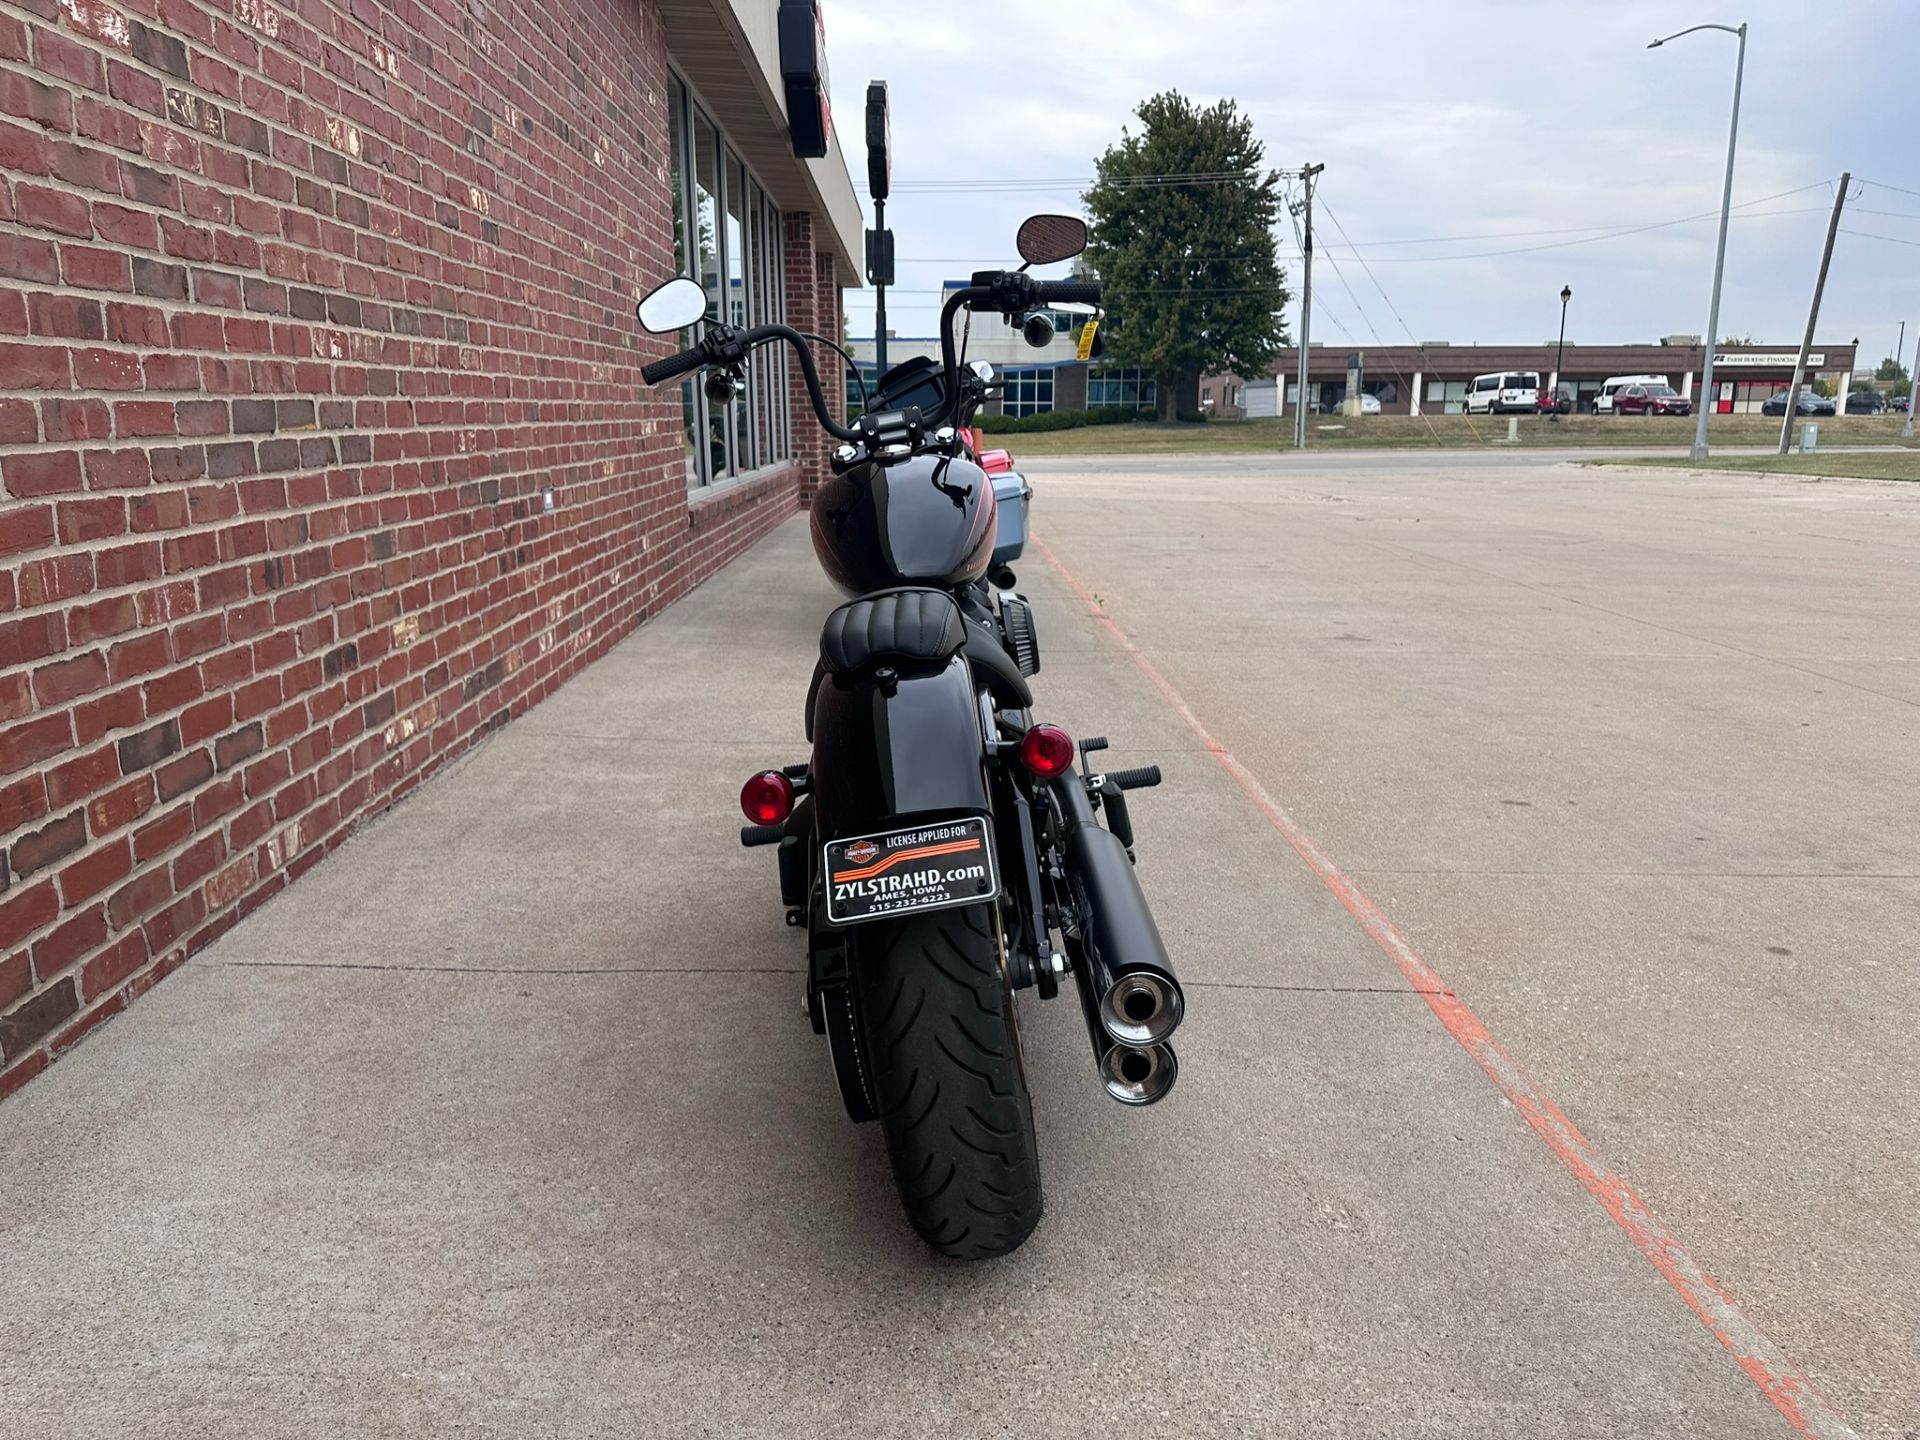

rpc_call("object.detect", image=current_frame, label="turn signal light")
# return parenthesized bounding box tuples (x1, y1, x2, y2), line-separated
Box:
(1019, 724, 1076, 780)
(740, 770, 795, 826)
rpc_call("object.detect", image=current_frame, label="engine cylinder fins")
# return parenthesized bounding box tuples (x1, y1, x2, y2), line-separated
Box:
(1001, 593, 1041, 677)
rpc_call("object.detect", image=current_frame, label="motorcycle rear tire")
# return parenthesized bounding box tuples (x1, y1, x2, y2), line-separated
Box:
(853, 904, 1043, 1260)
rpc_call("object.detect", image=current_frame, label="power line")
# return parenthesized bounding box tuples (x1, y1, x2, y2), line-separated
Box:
(886, 189, 1830, 269)
(856, 169, 1291, 194)
(1840, 228, 1920, 249)
(1345, 186, 1830, 264)
(1856, 176, 1920, 202)
(1313, 190, 1486, 444)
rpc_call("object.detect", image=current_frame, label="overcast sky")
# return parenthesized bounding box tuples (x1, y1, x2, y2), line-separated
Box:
(823, 0, 1916, 366)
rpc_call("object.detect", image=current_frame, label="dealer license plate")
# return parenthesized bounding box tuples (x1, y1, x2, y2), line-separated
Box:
(823, 818, 998, 925)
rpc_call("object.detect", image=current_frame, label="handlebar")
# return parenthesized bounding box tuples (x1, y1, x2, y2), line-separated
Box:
(640, 347, 708, 386)
(641, 272, 1103, 449)
(935, 275, 1102, 426)
(641, 321, 859, 444)
(1035, 280, 1103, 306)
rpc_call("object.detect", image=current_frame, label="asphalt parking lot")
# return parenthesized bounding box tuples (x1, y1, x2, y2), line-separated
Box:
(2, 450, 1914, 1438)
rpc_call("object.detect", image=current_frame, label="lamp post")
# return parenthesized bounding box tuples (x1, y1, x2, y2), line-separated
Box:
(1650, 20, 1747, 460)
(1552, 285, 1571, 421)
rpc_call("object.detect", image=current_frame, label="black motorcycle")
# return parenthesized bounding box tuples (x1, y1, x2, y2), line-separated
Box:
(636, 216, 1182, 1260)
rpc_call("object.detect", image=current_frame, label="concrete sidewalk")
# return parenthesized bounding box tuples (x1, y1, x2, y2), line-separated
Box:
(0, 515, 1796, 1438)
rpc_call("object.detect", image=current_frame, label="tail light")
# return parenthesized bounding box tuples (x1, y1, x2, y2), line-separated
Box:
(1019, 724, 1075, 780)
(740, 770, 795, 825)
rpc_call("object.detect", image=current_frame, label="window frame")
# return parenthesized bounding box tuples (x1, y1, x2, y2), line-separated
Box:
(999, 365, 1056, 419)
(666, 67, 794, 492)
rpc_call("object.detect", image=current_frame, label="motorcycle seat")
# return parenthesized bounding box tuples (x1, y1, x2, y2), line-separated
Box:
(820, 587, 967, 674)
(805, 593, 1033, 741)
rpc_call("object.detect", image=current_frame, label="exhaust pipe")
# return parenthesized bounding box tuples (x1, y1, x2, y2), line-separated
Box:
(1067, 935, 1179, 1106)
(1052, 771, 1185, 1047)
(1098, 1037, 1178, 1106)
(1050, 764, 1182, 1105)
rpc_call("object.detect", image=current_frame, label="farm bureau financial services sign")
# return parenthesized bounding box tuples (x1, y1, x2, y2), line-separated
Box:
(1713, 352, 1825, 367)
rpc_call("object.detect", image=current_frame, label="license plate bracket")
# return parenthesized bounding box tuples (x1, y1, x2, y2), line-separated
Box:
(823, 817, 998, 926)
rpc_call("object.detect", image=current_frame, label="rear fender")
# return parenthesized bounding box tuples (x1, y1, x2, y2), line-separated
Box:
(809, 655, 990, 839)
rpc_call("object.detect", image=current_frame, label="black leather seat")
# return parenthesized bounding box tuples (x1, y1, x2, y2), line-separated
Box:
(806, 589, 1032, 741)
(819, 587, 966, 674)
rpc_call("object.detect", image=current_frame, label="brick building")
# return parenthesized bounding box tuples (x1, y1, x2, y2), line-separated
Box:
(1235, 338, 1861, 419)
(0, 0, 860, 1097)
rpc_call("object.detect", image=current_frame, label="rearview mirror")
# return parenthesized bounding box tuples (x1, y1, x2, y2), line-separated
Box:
(1016, 214, 1087, 267)
(636, 277, 708, 334)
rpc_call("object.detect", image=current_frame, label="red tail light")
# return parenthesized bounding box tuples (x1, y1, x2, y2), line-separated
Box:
(1019, 724, 1075, 780)
(740, 770, 795, 825)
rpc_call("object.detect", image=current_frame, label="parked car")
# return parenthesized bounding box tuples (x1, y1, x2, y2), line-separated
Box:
(1891, 395, 1911, 413)
(1537, 385, 1573, 416)
(1464, 371, 1540, 415)
(1612, 383, 1692, 417)
(1593, 374, 1670, 415)
(1761, 390, 1836, 417)
(1844, 391, 1887, 414)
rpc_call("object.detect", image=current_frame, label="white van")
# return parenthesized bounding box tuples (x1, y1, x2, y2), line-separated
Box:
(1464, 371, 1540, 415)
(1593, 374, 1670, 415)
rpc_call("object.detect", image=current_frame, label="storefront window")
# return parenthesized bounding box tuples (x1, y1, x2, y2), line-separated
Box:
(847, 362, 879, 418)
(1088, 366, 1156, 410)
(667, 76, 701, 486)
(665, 74, 793, 488)
(690, 111, 726, 481)
(1001, 367, 1055, 418)
(723, 154, 750, 473)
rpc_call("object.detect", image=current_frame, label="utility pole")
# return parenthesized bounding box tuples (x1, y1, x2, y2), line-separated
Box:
(1776, 172, 1849, 454)
(1904, 329, 1918, 439)
(1293, 161, 1324, 449)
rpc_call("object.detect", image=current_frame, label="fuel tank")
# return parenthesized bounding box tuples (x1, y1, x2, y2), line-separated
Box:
(810, 451, 998, 596)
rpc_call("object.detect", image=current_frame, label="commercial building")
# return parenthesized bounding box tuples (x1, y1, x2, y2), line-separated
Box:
(1239, 338, 1862, 418)
(851, 316, 1861, 424)
(851, 282, 1162, 418)
(0, 0, 860, 1096)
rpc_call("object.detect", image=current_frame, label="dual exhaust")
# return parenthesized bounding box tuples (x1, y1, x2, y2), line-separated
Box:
(1052, 772, 1184, 1106)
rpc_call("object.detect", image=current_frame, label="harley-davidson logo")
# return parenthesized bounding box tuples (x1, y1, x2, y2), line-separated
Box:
(843, 840, 881, 865)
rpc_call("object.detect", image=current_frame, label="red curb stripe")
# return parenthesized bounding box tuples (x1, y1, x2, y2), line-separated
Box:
(1032, 530, 1856, 1440)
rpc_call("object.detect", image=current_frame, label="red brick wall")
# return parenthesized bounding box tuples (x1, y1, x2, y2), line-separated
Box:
(0, 0, 827, 1098)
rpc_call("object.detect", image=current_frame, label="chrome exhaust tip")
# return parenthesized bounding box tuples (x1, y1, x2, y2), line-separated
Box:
(1099, 1041, 1178, 1106)
(1100, 970, 1184, 1047)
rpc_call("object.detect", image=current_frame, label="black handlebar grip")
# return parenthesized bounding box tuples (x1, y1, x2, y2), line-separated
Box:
(642, 347, 706, 386)
(1104, 765, 1162, 791)
(1035, 280, 1103, 305)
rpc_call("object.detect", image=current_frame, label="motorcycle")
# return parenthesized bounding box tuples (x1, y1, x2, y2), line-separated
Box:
(636, 215, 1182, 1261)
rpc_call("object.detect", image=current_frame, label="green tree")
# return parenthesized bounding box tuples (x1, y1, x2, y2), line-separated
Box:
(1084, 92, 1288, 419)
(1876, 356, 1910, 384)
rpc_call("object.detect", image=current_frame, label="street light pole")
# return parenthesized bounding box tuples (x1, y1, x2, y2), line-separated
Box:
(1650, 20, 1747, 460)
(1552, 285, 1571, 422)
